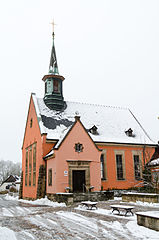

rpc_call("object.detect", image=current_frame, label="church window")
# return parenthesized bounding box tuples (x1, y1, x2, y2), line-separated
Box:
(100, 154, 105, 179)
(45, 82, 47, 93)
(30, 118, 33, 128)
(47, 80, 53, 93)
(134, 155, 141, 180)
(29, 146, 32, 186)
(25, 149, 28, 186)
(116, 154, 125, 180)
(53, 79, 59, 93)
(33, 143, 36, 186)
(75, 143, 83, 153)
(100, 150, 107, 180)
(48, 169, 52, 186)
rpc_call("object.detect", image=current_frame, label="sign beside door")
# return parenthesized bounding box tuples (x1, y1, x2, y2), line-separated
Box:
(64, 170, 68, 176)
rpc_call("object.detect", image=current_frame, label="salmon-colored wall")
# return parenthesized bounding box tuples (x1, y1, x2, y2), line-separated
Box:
(47, 120, 101, 193)
(47, 157, 57, 193)
(98, 144, 154, 190)
(22, 96, 156, 197)
(22, 96, 43, 199)
(42, 135, 56, 157)
(22, 96, 55, 199)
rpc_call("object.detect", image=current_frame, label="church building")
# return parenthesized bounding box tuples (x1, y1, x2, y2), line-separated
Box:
(21, 29, 156, 200)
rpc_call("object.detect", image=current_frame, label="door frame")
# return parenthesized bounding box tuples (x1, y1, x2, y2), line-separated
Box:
(67, 160, 91, 192)
(72, 170, 86, 192)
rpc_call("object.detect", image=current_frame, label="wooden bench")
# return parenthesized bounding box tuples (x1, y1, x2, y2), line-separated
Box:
(81, 201, 98, 210)
(110, 204, 134, 216)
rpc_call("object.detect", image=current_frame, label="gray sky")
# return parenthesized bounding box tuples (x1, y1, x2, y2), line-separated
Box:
(0, 0, 159, 163)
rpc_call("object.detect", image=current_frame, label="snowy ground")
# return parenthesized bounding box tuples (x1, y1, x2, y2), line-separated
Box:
(0, 194, 159, 240)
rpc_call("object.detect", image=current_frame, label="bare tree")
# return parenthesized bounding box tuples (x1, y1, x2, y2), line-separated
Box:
(0, 159, 21, 184)
(141, 145, 158, 193)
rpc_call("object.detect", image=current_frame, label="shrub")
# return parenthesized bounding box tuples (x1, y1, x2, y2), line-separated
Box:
(0, 190, 8, 195)
(9, 186, 18, 193)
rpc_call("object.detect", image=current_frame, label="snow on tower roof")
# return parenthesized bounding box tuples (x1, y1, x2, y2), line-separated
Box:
(32, 94, 155, 147)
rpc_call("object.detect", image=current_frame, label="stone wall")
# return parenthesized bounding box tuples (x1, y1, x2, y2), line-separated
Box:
(22, 197, 35, 201)
(19, 171, 23, 199)
(136, 212, 159, 231)
(36, 165, 46, 199)
(122, 193, 159, 203)
(47, 191, 114, 205)
(47, 193, 73, 205)
(73, 191, 114, 202)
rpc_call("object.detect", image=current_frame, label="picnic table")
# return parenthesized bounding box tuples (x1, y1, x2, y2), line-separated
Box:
(110, 204, 134, 216)
(81, 201, 98, 210)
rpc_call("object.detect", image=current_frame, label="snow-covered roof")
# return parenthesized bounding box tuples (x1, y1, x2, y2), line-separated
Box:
(2, 175, 20, 184)
(32, 94, 155, 147)
(148, 158, 159, 166)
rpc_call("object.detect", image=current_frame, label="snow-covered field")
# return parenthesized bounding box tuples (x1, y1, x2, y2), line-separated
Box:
(0, 194, 159, 240)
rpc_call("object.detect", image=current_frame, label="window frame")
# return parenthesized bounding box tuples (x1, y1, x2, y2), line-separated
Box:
(45, 81, 47, 94)
(25, 148, 28, 186)
(100, 150, 107, 180)
(53, 79, 60, 93)
(48, 168, 52, 186)
(133, 155, 141, 180)
(75, 143, 83, 153)
(115, 150, 126, 181)
(132, 150, 142, 181)
(33, 143, 36, 186)
(29, 146, 32, 186)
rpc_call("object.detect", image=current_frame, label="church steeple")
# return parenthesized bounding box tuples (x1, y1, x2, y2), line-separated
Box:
(49, 31, 59, 74)
(42, 24, 65, 111)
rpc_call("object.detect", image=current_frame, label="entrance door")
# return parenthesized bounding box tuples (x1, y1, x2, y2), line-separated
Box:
(72, 170, 85, 192)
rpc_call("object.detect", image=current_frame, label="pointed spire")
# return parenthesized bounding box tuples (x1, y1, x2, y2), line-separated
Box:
(42, 21, 66, 111)
(49, 21, 59, 74)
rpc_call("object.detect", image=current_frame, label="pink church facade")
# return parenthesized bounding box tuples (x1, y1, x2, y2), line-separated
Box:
(46, 117, 101, 194)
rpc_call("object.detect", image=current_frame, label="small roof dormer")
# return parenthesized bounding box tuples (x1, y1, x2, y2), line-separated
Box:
(125, 128, 134, 137)
(89, 125, 98, 135)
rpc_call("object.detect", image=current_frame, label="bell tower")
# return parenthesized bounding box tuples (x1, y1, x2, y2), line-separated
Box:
(43, 23, 65, 110)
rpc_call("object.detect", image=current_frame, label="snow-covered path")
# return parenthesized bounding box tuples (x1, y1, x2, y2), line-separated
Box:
(0, 195, 159, 240)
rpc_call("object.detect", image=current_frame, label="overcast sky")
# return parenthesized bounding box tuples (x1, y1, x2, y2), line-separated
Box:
(0, 0, 159, 163)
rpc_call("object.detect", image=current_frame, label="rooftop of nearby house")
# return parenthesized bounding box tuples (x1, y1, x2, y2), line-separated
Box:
(1, 175, 20, 185)
(148, 145, 159, 167)
(32, 93, 155, 147)
(148, 158, 159, 166)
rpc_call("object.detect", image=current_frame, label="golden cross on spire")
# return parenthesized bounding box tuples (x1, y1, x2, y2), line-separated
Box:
(50, 19, 57, 33)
